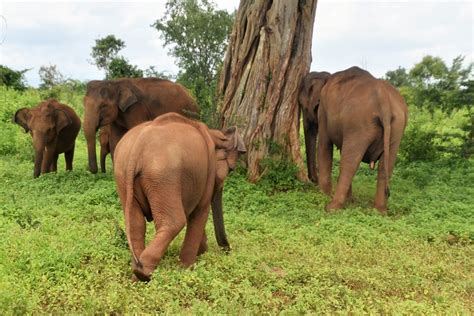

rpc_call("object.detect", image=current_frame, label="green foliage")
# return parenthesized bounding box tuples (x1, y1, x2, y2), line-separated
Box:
(385, 66, 411, 87)
(152, 0, 234, 125)
(0, 89, 473, 314)
(0, 65, 29, 91)
(386, 55, 474, 158)
(38, 64, 65, 90)
(90, 35, 125, 78)
(108, 57, 144, 79)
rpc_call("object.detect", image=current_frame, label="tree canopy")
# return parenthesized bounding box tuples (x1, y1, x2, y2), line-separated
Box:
(0, 65, 29, 91)
(385, 55, 473, 114)
(152, 0, 234, 125)
(90, 35, 144, 80)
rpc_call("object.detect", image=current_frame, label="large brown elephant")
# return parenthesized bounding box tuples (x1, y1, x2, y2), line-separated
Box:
(83, 78, 199, 173)
(13, 99, 81, 178)
(298, 71, 331, 183)
(114, 113, 246, 282)
(304, 67, 408, 213)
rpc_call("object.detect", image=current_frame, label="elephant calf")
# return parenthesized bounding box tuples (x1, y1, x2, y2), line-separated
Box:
(99, 125, 111, 173)
(114, 113, 246, 282)
(301, 67, 408, 213)
(14, 99, 81, 178)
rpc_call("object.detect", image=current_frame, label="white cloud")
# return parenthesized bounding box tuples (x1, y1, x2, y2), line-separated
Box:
(0, 0, 472, 86)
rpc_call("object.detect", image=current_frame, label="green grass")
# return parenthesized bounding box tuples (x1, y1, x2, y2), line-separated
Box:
(0, 87, 473, 313)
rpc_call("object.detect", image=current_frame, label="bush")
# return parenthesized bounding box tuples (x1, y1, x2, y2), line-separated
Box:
(0, 65, 29, 91)
(400, 125, 439, 162)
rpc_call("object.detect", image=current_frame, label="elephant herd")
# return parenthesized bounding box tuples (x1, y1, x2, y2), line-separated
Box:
(13, 67, 408, 281)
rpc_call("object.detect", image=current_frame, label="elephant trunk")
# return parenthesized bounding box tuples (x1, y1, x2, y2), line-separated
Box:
(32, 134, 45, 178)
(211, 185, 230, 251)
(303, 115, 318, 183)
(84, 116, 99, 174)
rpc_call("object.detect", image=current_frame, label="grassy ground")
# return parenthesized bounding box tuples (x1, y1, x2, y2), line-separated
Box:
(0, 87, 473, 313)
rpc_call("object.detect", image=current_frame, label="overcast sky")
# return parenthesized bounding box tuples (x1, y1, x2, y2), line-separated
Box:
(0, 0, 472, 87)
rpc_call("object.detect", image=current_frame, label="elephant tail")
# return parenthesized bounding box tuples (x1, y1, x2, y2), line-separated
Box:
(123, 132, 143, 269)
(379, 86, 392, 198)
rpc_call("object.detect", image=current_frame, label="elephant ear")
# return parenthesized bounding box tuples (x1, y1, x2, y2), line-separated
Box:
(55, 109, 72, 132)
(13, 108, 31, 133)
(224, 127, 246, 154)
(118, 83, 139, 112)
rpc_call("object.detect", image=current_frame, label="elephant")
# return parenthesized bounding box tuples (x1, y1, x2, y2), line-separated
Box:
(83, 77, 199, 174)
(304, 67, 408, 213)
(298, 71, 331, 183)
(13, 99, 81, 178)
(113, 113, 246, 282)
(99, 125, 111, 173)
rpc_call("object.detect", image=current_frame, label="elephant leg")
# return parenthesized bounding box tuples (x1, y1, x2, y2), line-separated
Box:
(100, 147, 107, 173)
(109, 124, 125, 158)
(317, 111, 333, 195)
(326, 140, 368, 211)
(135, 193, 186, 281)
(64, 144, 75, 171)
(198, 231, 208, 256)
(180, 204, 211, 267)
(126, 198, 147, 273)
(374, 139, 402, 213)
(51, 153, 59, 172)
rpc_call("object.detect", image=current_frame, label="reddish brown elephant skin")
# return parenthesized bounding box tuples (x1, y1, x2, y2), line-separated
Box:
(306, 67, 408, 212)
(13, 99, 81, 178)
(113, 113, 245, 282)
(83, 78, 199, 174)
(98, 125, 111, 173)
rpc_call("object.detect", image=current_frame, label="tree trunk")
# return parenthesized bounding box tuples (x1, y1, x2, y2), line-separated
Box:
(217, 0, 318, 182)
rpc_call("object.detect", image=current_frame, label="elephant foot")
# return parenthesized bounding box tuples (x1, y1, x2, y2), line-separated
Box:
(374, 204, 388, 215)
(325, 200, 343, 213)
(319, 184, 332, 196)
(132, 266, 152, 282)
(197, 243, 208, 256)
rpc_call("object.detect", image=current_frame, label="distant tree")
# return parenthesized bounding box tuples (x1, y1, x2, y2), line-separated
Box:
(384, 66, 411, 88)
(386, 55, 473, 114)
(144, 66, 173, 80)
(411, 56, 472, 113)
(38, 64, 64, 89)
(90, 35, 126, 78)
(152, 0, 234, 124)
(108, 57, 143, 79)
(0, 65, 29, 91)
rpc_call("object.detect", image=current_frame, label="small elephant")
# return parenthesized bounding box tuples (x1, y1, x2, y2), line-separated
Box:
(302, 67, 408, 213)
(99, 125, 111, 173)
(114, 113, 246, 282)
(13, 99, 81, 178)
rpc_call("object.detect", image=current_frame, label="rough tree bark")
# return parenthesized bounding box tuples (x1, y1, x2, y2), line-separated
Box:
(217, 0, 318, 182)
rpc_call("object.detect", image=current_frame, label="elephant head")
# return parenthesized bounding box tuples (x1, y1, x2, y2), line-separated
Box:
(208, 127, 246, 250)
(298, 71, 331, 183)
(14, 100, 72, 178)
(83, 80, 140, 173)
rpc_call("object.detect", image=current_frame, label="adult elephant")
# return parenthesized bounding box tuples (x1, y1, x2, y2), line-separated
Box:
(83, 78, 199, 173)
(298, 71, 331, 183)
(304, 67, 408, 212)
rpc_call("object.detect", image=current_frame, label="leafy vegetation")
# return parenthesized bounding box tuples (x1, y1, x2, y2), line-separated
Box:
(385, 55, 473, 158)
(0, 87, 472, 314)
(0, 65, 29, 91)
(153, 0, 234, 126)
